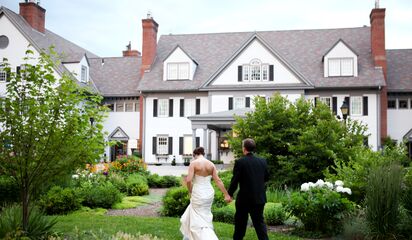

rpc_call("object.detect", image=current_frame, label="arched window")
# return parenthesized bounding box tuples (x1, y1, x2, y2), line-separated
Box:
(241, 59, 270, 82)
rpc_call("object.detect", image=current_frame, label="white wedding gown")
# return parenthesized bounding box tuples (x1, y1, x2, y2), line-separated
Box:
(180, 175, 219, 240)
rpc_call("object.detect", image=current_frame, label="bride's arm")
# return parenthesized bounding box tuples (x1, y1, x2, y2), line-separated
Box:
(212, 166, 232, 202)
(185, 162, 195, 196)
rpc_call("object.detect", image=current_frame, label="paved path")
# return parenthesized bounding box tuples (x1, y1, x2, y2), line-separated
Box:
(146, 164, 232, 177)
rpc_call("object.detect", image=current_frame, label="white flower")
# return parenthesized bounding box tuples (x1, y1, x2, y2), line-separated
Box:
(342, 187, 352, 195)
(72, 174, 79, 179)
(308, 182, 315, 188)
(335, 180, 344, 187)
(301, 183, 310, 191)
(325, 181, 334, 189)
(336, 186, 344, 193)
(315, 179, 325, 188)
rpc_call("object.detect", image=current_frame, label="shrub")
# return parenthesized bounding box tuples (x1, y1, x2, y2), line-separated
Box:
(0, 175, 19, 205)
(286, 180, 354, 235)
(161, 186, 189, 217)
(264, 202, 287, 226)
(39, 186, 81, 215)
(0, 204, 57, 239)
(110, 155, 148, 176)
(266, 187, 288, 204)
(147, 174, 180, 188)
(126, 174, 149, 196)
(365, 164, 402, 239)
(79, 181, 122, 209)
(161, 175, 180, 188)
(108, 172, 127, 193)
(212, 204, 235, 224)
(342, 209, 368, 240)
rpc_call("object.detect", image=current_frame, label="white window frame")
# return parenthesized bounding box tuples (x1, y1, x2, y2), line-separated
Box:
(183, 135, 193, 155)
(0, 64, 6, 82)
(81, 65, 88, 83)
(350, 96, 362, 116)
(158, 99, 169, 117)
(328, 58, 354, 77)
(234, 97, 245, 110)
(242, 59, 270, 82)
(167, 62, 190, 80)
(184, 98, 196, 117)
(157, 136, 169, 155)
(262, 64, 269, 81)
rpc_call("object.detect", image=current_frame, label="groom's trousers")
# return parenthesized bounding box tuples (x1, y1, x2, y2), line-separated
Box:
(233, 202, 269, 240)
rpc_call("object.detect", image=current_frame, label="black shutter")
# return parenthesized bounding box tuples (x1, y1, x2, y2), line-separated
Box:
(152, 137, 157, 154)
(168, 137, 173, 154)
(363, 96, 368, 116)
(238, 66, 243, 82)
(153, 99, 158, 117)
(169, 99, 173, 117)
(332, 97, 337, 115)
(180, 99, 184, 117)
(345, 97, 350, 115)
(269, 65, 274, 81)
(6, 68, 10, 82)
(245, 97, 251, 108)
(196, 137, 200, 148)
(314, 97, 319, 107)
(16, 66, 21, 76)
(363, 136, 369, 147)
(179, 137, 184, 155)
(196, 99, 201, 115)
(228, 97, 233, 110)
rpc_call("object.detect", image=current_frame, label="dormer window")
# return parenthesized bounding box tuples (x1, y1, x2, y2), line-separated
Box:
(239, 59, 273, 82)
(167, 62, 189, 80)
(328, 58, 354, 77)
(81, 65, 88, 83)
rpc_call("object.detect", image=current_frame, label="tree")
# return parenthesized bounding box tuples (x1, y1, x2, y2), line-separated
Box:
(0, 49, 107, 230)
(229, 94, 367, 188)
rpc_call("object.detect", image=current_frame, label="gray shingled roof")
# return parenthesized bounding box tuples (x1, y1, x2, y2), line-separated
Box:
(89, 57, 141, 97)
(387, 49, 412, 92)
(138, 27, 385, 92)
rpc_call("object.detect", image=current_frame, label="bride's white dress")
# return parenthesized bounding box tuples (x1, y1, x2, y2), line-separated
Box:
(180, 175, 218, 240)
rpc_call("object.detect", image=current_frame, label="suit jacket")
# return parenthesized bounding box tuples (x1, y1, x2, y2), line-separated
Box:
(228, 153, 269, 205)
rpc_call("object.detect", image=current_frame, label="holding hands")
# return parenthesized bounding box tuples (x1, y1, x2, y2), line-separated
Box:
(224, 194, 232, 203)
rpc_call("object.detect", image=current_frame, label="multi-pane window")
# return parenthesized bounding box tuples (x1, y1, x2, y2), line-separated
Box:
(234, 97, 245, 109)
(0, 64, 6, 82)
(242, 59, 270, 81)
(319, 97, 332, 109)
(116, 103, 124, 112)
(183, 136, 193, 155)
(125, 103, 134, 112)
(388, 99, 396, 109)
(399, 99, 408, 109)
(243, 65, 250, 81)
(184, 99, 196, 117)
(157, 136, 168, 154)
(262, 65, 269, 81)
(167, 63, 189, 80)
(328, 58, 354, 77)
(81, 65, 87, 83)
(158, 99, 169, 117)
(350, 96, 362, 115)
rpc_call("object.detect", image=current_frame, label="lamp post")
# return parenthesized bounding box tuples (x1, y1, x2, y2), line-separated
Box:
(89, 117, 95, 126)
(340, 101, 349, 124)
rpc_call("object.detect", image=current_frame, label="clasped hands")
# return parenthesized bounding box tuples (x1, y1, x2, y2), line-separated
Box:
(224, 194, 233, 203)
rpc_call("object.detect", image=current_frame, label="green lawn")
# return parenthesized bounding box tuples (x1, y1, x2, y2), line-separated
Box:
(112, 194, 163, 210)
(52, 213, 301, 240)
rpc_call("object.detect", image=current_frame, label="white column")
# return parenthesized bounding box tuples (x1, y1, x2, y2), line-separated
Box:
(203, 128, 208, 156)
(192, 128, 197, 150)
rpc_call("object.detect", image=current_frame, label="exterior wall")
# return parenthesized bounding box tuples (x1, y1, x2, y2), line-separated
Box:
(306, 90, 380, 150)
(387, 95, 412, 143)
(103, 111, 140, 160)
(162, 47, 197, 80)
(323, 41, 358, 77)
(211, 39, 302, 85)
(143, 92, 208, 163)
(63, 56, 89, 83)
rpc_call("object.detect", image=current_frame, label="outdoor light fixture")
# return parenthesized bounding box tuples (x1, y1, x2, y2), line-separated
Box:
(90, 117, 95, 126)
(340, 101, 349, 121)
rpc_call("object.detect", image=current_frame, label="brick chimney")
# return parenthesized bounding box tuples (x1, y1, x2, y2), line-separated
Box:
(19, 1, 46, 33)
(370, 7, 387, 142)
(140, 13, 158, 76)
(122, 41, 141, 57)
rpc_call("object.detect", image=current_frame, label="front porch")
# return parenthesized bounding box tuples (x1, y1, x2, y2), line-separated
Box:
(188, 108, 253, 163)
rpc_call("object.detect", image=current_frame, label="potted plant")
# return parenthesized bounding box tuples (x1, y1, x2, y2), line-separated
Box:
(183, 157, 191, 166)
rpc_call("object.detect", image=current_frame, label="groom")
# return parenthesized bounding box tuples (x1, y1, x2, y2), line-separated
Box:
(228, 138, 269, 240)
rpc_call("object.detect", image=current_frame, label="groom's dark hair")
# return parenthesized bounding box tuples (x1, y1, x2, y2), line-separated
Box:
(242, 138, 256, 152)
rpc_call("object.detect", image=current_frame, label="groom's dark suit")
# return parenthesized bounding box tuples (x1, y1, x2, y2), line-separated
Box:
(228, 152, 269, 240)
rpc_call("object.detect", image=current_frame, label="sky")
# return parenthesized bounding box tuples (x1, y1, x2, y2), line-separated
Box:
(1, 0, 411, 57)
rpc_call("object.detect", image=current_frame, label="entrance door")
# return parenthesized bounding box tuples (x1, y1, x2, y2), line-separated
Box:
(111, 141, 127, 161)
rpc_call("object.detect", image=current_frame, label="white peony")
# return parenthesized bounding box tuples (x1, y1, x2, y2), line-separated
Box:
(308, 182, 315, 188)
(315, 179, 325, 187)
(342, 187, 352, 195)
(301, 183, 310, 192)
(336, 186, 344, 193)
(335, 180, 344, 187)
(325, 181, 334, 189)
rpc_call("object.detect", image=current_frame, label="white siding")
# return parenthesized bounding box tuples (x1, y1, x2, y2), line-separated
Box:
(63, 56, 89, 83)
(324, 41, 358, 77)
(388, 109, 412, 143)
(211, 39, 302, 85)
(163, 47, 197, 81)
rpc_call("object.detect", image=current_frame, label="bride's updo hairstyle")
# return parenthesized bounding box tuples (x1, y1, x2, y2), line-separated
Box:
(193, 147, 205, 157)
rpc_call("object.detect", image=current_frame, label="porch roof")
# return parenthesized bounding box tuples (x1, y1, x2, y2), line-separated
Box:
(188, 108, 253, 130)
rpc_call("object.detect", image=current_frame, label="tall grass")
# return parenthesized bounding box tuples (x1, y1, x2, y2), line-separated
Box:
(266, 187, 289, 204)
(365, 163, 402, 239)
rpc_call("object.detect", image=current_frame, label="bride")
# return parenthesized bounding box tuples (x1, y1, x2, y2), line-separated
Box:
(180, 147, 232, 240)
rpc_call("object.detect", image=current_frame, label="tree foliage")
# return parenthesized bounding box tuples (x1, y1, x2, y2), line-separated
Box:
(229, 94, 367, 188)
(0, 48, 107, 230)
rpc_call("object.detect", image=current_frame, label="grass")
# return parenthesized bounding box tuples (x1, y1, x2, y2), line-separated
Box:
(52, 211, 301, 240)
(266, 188, 290, 204)
(112, 194, 163, 210)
